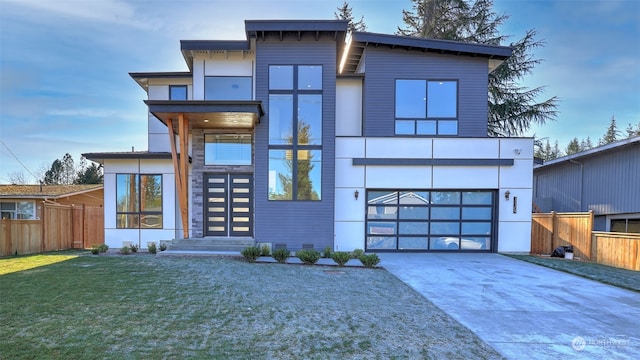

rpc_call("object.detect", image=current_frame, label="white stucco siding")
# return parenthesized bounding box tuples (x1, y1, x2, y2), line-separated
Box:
(336, 78, 363, 136)
(102, 159, 178, 249)
(334, 137, 534, 252)
(192, 52, 255, 100)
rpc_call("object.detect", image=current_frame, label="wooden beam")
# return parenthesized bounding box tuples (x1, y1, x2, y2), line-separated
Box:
(167, 117, 189, 239)
(178, 113, 190, 239)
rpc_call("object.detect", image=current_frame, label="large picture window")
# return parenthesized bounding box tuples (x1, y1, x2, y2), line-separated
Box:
(205, 76, 252, 100)
(116, 174, 163, 229)
(268, 65, 322, 201)
(395, 80, 458, 136)
(366, 190, 494, 251)
(0, 201, 36, 220)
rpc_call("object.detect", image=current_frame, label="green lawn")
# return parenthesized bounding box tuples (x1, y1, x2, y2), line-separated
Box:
(0, 253, 503, 360)
(505, 254, 640, 292)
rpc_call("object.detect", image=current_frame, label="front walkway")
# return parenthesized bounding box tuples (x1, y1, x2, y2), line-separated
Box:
(378, 253, 640, 359)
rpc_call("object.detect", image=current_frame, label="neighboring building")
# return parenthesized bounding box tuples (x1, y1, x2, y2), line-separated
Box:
(84, 19, 534, 252)
(0, 184, 103, 220)
(534, 136, 640, 233)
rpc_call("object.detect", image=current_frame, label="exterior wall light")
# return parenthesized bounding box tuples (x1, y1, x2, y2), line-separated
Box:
(504, 190, 510, 200)
(354, 190, 359, 200)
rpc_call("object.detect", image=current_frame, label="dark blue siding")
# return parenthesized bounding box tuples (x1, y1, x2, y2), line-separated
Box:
(254, 39, 336, 250)
(362, 47, 489, 137)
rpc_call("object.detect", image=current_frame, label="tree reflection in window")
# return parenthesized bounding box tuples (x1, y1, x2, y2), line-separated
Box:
(116, 174, 162, 228)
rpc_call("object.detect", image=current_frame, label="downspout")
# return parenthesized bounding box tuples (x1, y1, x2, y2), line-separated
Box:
(569, 159, 584, 211)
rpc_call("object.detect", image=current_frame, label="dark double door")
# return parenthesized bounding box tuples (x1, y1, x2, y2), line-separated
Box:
(204, 174, 253, 237)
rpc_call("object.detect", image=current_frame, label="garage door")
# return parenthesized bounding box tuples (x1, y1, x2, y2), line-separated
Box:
(365, 190, 495, 251)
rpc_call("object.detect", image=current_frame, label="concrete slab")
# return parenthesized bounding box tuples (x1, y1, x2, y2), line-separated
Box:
(379, 253, 640, 359)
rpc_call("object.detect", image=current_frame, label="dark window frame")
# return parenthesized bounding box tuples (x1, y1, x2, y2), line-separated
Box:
(365, 190, 495, 252)
(268, 65, 323, 201)
(169, 85, 188, 100)
(116, 173, 163, 229)
(204, 76, 253, 100)
(394, 79, 459, 136)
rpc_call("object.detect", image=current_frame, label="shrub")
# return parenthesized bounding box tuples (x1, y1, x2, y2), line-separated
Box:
(351, 248, 364, 259)
(241, 246, 261, 263)
(297, 249, 321, 265)
(272, 248, 290, 264)
(90, 245, 100, 255)
(331, 251, 351, 267)
(148, 243, 157, 255)
(98, 244, 109, 253)
(359, 253, 380, 268)
(260, 244, 271, 257)
(159, 243, 167, 252)
(120, 246, 131, 255)
(129, 244, 139, 253)
(322, 246, 332, 258)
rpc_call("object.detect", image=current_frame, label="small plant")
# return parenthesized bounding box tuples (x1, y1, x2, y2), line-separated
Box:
(322, 246, 332, 258)
(98, 244, 109, 253)
(90, 245, 100, 255)
(241, 246, 262, 263)
(148, 242, 157, 255)
(351, 248, 364, 259)
(296, 249, 321, 265)
(260, 244, 271, 257)
(129, 243, 139, 253)
(359, 253, 380, 268)
(159, 243, 167, 251)
(272, 248, 290, 263)
(120, 245, 131, 255)
(331, 251, 351, 267)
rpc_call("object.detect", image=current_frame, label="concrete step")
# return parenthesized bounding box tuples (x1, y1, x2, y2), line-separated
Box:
(168, 238, 255, 252)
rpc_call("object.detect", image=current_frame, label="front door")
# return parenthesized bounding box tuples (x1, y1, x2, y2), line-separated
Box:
(204, 173, 253, 237)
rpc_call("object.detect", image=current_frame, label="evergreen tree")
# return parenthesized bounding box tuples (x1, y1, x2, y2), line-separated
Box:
(43, 159, 64, 185)
(599, 115, 620, 145)
(75, 163, 103, 184)
(625, 122, 640, 138)
(334, 1, 367, 32)
(397, 0, 558, 136)
(565, 137, 581, 155)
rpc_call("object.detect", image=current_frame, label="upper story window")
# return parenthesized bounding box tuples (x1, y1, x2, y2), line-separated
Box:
(395, 80, 458, 136)
(1, 201, 36, 220)
(169, 85, 187, 100)
(204, 134, 252, 165)
(205, 76, 252, 100)
(268, 65, 323, 201)
(116, 174, 163, 229)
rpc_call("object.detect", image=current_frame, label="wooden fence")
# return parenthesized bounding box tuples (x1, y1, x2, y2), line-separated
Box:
(531, 211, 640, 271)
(592, 232, 640, 271)
(0, 204, 103, 257)
(531, 211, 594, 260)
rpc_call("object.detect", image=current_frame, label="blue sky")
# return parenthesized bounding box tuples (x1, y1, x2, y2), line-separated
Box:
(1, 0, 638, 184)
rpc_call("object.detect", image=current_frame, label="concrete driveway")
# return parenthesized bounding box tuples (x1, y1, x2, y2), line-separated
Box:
(378, 253, 640, 359)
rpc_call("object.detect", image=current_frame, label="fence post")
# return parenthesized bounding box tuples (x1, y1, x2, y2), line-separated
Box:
(41, 203, 46, 253)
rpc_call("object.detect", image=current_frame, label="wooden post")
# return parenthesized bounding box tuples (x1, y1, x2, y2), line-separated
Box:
(168, 115, 190, 239)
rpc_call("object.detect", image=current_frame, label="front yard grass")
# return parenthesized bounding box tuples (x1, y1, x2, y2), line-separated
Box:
(0, 254, 502, 360)
(505, 254, 640, 292)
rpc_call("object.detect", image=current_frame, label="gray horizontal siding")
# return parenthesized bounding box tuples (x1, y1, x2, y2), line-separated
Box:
(534, 143, 640, 215)
(362, 47, 489, 137)
(254, 39, 336, 250)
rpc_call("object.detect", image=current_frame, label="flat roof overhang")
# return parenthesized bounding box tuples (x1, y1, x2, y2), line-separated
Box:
(144, 100, 264, 131)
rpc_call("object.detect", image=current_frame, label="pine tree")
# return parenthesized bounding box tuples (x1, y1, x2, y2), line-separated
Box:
(599, 115, 620, 145)
(565, 137, 580, 155)
(334, 1, 366, 32)
(625, 122, 640, 138)
(397, 0, 558, 136)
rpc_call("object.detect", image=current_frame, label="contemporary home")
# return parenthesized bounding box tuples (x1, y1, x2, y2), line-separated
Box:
(84, 19, 533, 252)
(534, 136, 640, 233)
(0, 184, 103, 220)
